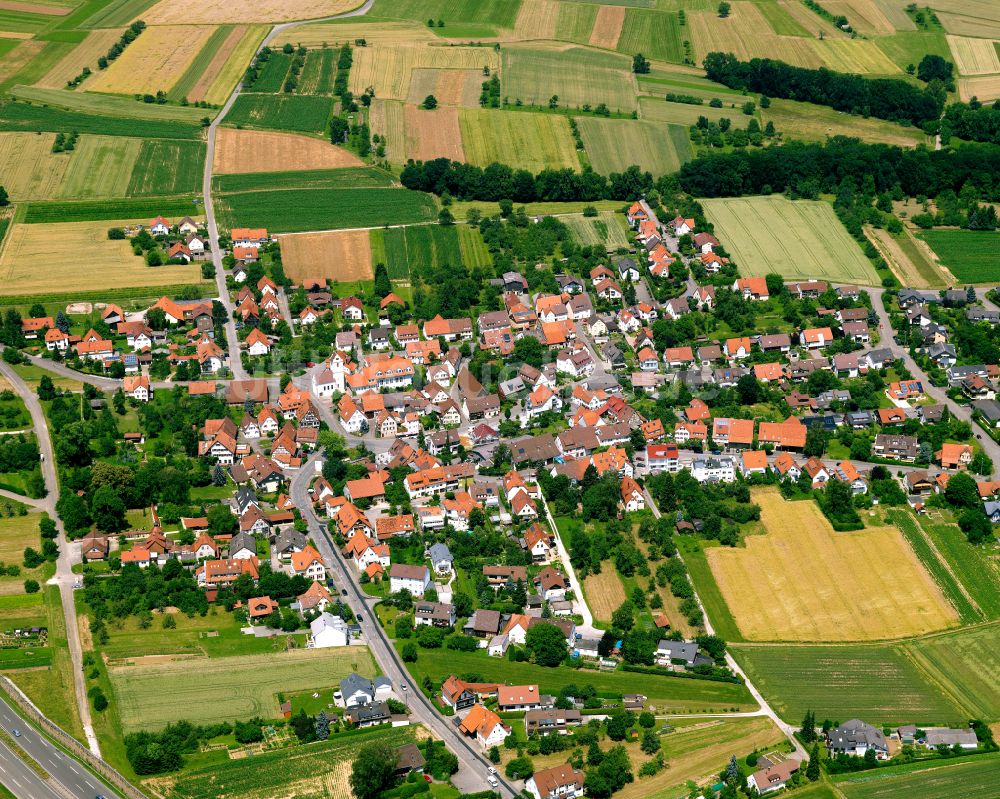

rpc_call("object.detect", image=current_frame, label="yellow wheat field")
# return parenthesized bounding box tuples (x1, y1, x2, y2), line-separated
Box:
(88, 25, 215, 95)
(406, 69, 481, 106)
(0, 133, 68, 201)
(583, 566, 627, 625)
(277, 229, 373, 283)
(947, 35, 1000, 76)
(187, 25, 258, 103)
(35, 28, 121, 89)
(213, 128, 362, 174)
(823, 0, 897, 35)
(274, 20, 438, 47)
(959, 74, 1000, 102)
(368, 98, 404, 162)
(349, 44, 500, 100)
(0, 221, 204, 295)
(589, 5, 625, 49)
(513, 0, 559, 40)
(706, 489, 958, 642)
(404, 104, 465, 162)
(142, 0, 361, 25)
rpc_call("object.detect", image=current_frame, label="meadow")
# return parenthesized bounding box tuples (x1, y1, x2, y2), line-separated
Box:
(615, 8, 683, 63)
(278, 229, 373, 283)
(502, 45, 638, 112)
(216, 187, 437, 233)
(707, 490, 957, 641)
(213, 128, 361, 174)
(11, 86, 209, 122)
(109, 647, 377, 731)
(701, 196, 881, 284)
(564, 211, 632, 249)
(918, 230, 1000, 283)
(0, 512, 45, 597)
(35, 28, 120, 89)
(731, 643, 965, 724)
(582, 566, 627, 626)
(78, 0, 161, 28)
(214, 167, 393, 193)
(0, 132, 69, 201)
(577, 116, 691, 176)
(459, 108, 579, 172)
(837, 756, 1000, 799)
(0, 221, 205, 295)
(637, 96, 747, 126)
(226, 94, 333, 134)
(763, 98, 929, 147)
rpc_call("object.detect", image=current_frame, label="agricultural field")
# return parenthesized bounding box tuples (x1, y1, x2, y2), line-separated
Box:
(368, 98, 405, 161)
(867, 227, 948, 289)
(947, 35, 1000, 75)
(216, 187, 437, 233)
(363, 0, 522, 38)
(822, 0, 898, 36)
(0, 132, 68, 200)
(837, 756, 1000, 799)
(0, 512, 45, 597)
(932, 0, 1000, 38)
(213, 128, 361, 174)
(167, 24, 238, 101)
(297, 46, 335, 94)
(348, 44, 499, 101)
(576, 116, 691, 176)
(193, 25, 268, 105)
(564, 210, 632, 249)
(706, 489, 957, 641)
(274, 19, 439, 48)
(701, 196, 881, 284)
(615, 8, 683, 63)
(512, 0, 559, 41)
(87, 25, 215, 95)
(56, 135, 141, 199)
(34, 28, 120, 89)
(109, 647, 377, 731)
(0, 220, 205, 296)
(10, 86, 209, 122)
(21, 196, 198, 223)
(76, 0, 160, 28)
(731, 643, 965, 724)
(142, 0, 363, 25)
(763, 98, 930, 147)
(404, 104, 465, 161)
(126, 140, 205, 196)
(375, 225, 463, 281)
(458, 108, 579, 172)
(157, 726, 418, 799)
(405, 68, 481, 107)
(456, 224, 491, 267)
(637, 96, 747, 125)
(225, 94, 333, 134)
(501, 45, 638, 112)
(277, 229, 373, 283)
(214, 167, 393, 193)
(904, 624, 1000, 720)
(582, 566, 627, 626)
(588, 5, 623, 49)
(958, 74, 1000, 103)
(918, 230, 1000, 284)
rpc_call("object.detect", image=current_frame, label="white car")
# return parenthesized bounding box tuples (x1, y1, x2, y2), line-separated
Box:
(486, 776, 498, 788)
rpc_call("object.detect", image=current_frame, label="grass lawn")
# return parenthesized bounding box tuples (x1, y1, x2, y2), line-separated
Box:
(11, 363, 82, 393)
(918, 230, 1000, 284)
(397, 643, 756, 712)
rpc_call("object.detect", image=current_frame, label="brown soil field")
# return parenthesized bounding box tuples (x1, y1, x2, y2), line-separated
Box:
(589, 5, 625, 49)
(36, 28, 120, 89)
(143, 0, 361, 25)
(88, 25, 214, 95)
(277, 230, 373, 283)
(707, 488, 958, 641)
(213, 128, 362, 174)
(582, 562, 626, 624)
(186, 25, 246, 102)
(404, 104, 464, 162)
(0, 0, 67, 14)
(866, 226, 950, 288)
(0, 38, 44, 85)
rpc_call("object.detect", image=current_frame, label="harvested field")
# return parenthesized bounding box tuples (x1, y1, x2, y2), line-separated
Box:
(168, 23, 235, 101)
(501, 44, 637, 111)
(513, 0, 559, 40)
(57, 134, 141, 199)
(197, 24, 267, 104)
(707, 489, 958, 641)
(582, 565, 626, 625)
(277, 229, 373, 283)
(947, 35, 1000, 75)
(577, 116, 691, 176)
(110, 647, 377, 731)
(403, 104, 464, 161)
(87, 25, 215, 95)
(866, 226, 948, 289)
(0, 1, 68, 14)
(350, 44, 499, 101)
(0, 38, 44, 86)
(406, 68, 480, 106)
(0, 221, 204, 296)
(0, 132, 68, 200)
(821, 0, 896, 35)
(959, 74, 1000, 103)
(275, 20, 438, 47)
(701, 195, 880, 284)
(938, 13, 1000, 39)
(368, 98, 404, 161)
(757, 0, 813, 36)
(143, 0, 361, 25)
(762, 97, 929, 147)
(589, 5, 625, 49)
(35, 28, 120, 89)
(213, 128, 361, 174)
(459, 108, 579, 172)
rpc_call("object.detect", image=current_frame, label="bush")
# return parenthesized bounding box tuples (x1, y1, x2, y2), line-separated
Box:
(23, 579, 39, 594)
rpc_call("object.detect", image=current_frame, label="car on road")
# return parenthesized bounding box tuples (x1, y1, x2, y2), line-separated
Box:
(401, 683, 408, 691)
(487, 776, 499, 788)
(341, 589, 348, 596)
(11, 729, 20, 737)
(356, 614, 363, 622)
(487, 767, 497, 775)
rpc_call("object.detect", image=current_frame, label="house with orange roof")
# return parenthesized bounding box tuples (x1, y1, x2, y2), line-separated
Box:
(149, 216, 170, 236)
(197, 556, 258, 588)
(620, 476, 645, 512)
(641, 418, 665, 441)
(831, 460, 868, 494)
(754, 362, 785, 383)
(245, 328, 271, 357)
(523, 524, 556, 562)
(122, 375, 151, 402)
(674, 420, 707, 443)
(937, 442, 973, 469)
(627, 201, 648, 227)
(772, 451, 801, 480)
(459, 704, 510, 748)
(231, 227, 268, 248)
(758, 416, 806, 450)
(670, 215, 695, 235)
(733, 277, 769, 301)
(685, 398, 711, 421)
(297, 581, 334, 614)
(724, 336, 753, 359)
(525, 384, 562, 418)
(290, 545, 326, 581)
(44, 327, 70, 351)
(740, 450, 769, 476)
(665, 346, 694, 367)
(799, 327, 834, 349)
(712, 417, 755, 448)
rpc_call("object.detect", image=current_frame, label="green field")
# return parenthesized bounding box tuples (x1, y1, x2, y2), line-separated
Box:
(377, 225, 463, 280)
(398, 643, 756, 712)
(555, 2, 597, 43)
(366, 0, 522, 37)
(109, 648, 377, 731)
(11, 86, 209, 122)
(918, 230, 1000, 284)
(127, 140, 206, 196)
(731, 643, 965, 724)
(564, 211, 632, 248)
(456, 224, 492, 267)
(903, 624, 1000, 720)
(168, 726, 417, 799)
(0, 41, 75, 92)
(0, 101, 201, 140)
(701, 195, 880, 284)
(763, 98, 929, 148)
(502, 46, 638, 112)
(838, 756, 1000, 799)
(677, 537, 743, 642)
(875, 31, 951, 74)
(251, 52, 293, 93)
(577, 116, 691, 176)
(299, 46, 335, 94)
(22, 196, 199, 224)
(80, 0, 160, 28)
(217, 187, 437, 233)
(459, 108, 579, 172)
(169, 25, 235, 101)
(213, 166, 394, 194)
(638, 95, 749, 125)
(57, 135, 142, 199)
(754, 0, 811, 35)
(616, 8, 683, 63)
(226, 94, 333, 133)
(0, 9, 53, 33)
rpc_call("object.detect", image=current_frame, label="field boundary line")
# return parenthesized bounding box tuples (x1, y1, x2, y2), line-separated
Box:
(896, 645, 979, 721)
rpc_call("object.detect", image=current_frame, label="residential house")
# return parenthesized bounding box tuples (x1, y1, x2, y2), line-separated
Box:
(526, 765, 585, 799)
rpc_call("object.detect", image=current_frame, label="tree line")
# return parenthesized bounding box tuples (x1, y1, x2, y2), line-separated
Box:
(702, 52, 944, 127)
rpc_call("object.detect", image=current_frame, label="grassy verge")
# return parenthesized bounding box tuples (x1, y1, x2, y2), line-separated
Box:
(676, 537, 743, 642)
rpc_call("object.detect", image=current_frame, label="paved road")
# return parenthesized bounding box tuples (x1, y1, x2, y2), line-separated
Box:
(866, 287, 1000, 477)
(289, 454, 516, 798)
(0, 363, 98, 757)
(0, 697, 118, 799)
(641, 487, 807, 761)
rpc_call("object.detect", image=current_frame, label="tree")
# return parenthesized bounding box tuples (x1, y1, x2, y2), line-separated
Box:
(945, 470, 980, 509)
(606, 709, 635, 741)
(718, 1, 731, 17)
(37, 375, 56, 401)
(401, 641, 418, 662)
(970, 450, 993, 476)
(315, 710, 330, 740)
(422, 94, 438, 110)
(90, 484, 127, 533)
(632, 53, 650, 74)
(800, 710, 816, 743)
(804, 422, 828, 458)
(917, 54, 953, 87)
(525, 622, 568, 667)
(806, 743, 821, 780)
(350, 741, 397, 799)
(373, 262, 391, 298)
(612, 599, 635, 631)
(736, 374, 760, 405)
(638, 711, 656, 729)
(0, 186, 8, 207)
(23, 579, 39, 594)
(724, 754, 740, 784)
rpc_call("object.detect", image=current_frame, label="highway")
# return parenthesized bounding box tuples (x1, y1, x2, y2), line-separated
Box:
(289, 454, 517, 798)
